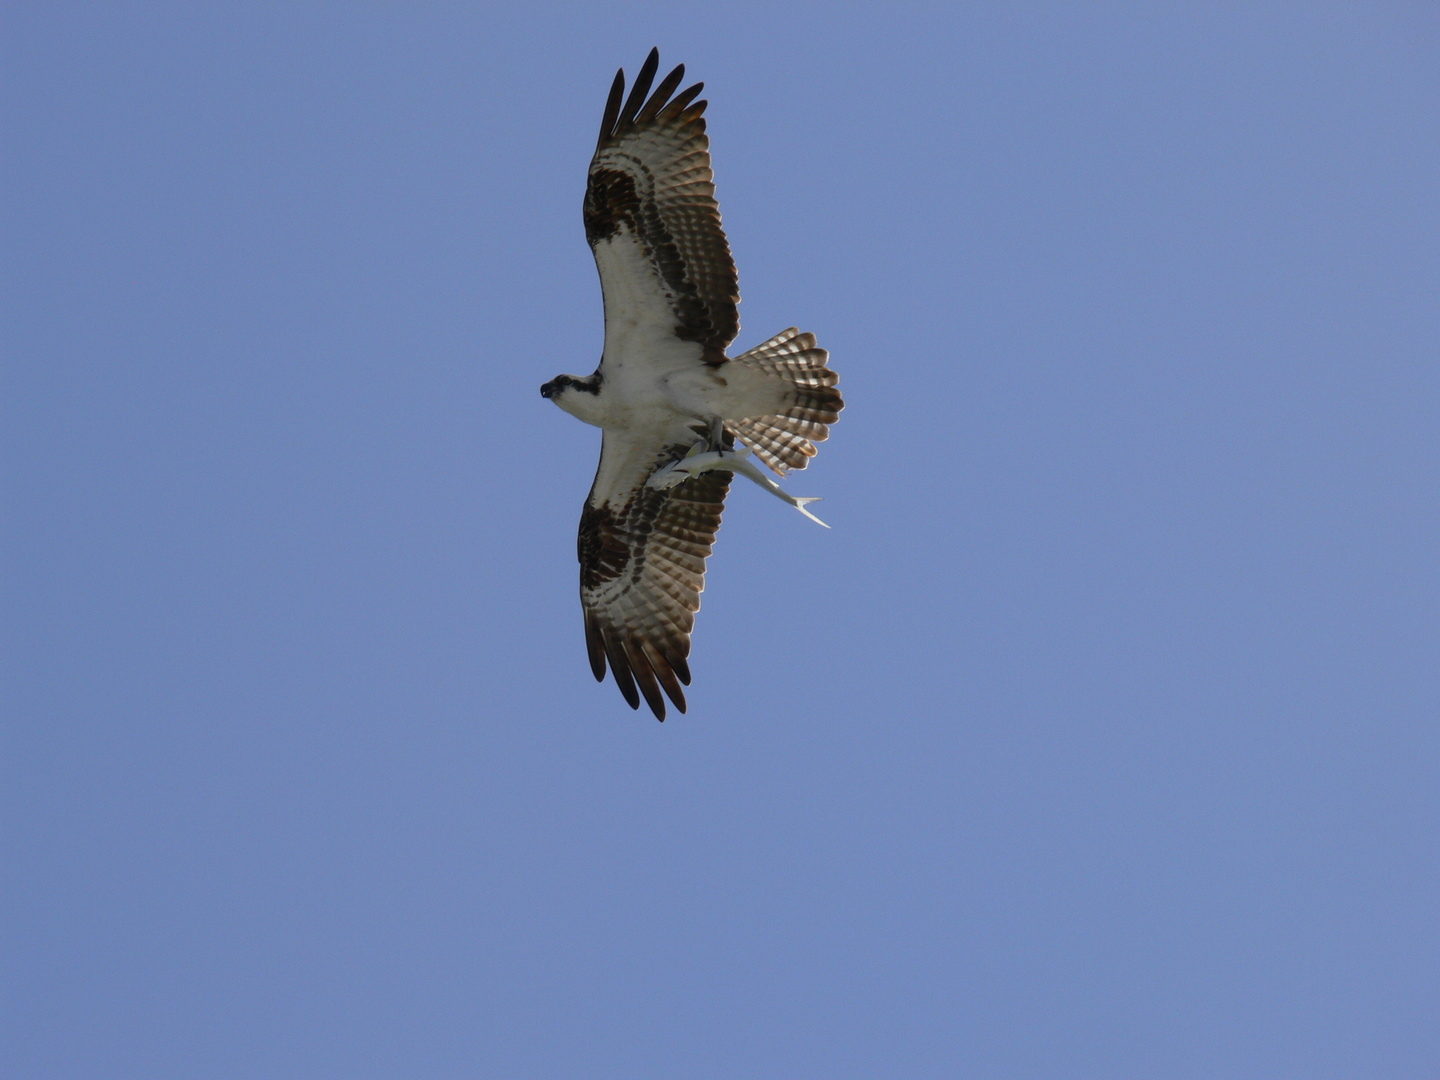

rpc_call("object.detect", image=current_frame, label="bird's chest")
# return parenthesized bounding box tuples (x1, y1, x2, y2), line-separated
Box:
(602, 344, 717, 416)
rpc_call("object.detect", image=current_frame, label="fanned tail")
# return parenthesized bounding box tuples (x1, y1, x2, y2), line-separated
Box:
(729, 328, 843, 475)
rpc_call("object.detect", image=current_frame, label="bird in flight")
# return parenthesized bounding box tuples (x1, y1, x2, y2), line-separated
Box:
(542, 49, 843, 720)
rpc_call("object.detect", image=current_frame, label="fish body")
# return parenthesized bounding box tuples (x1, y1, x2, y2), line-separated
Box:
(647, 445, 830, 528)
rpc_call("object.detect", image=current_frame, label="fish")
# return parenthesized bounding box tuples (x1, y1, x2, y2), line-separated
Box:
(646, 443, 830, 528)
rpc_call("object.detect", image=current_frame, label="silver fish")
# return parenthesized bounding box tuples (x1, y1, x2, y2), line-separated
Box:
(646, 444, 829, 528)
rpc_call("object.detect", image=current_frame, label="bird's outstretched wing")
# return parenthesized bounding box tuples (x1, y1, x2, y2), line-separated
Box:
(585, 48, 740, 365)
(578, 434, 731, 720)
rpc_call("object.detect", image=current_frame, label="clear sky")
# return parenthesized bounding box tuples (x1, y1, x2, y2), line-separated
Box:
(4, 4, 1438, 1077)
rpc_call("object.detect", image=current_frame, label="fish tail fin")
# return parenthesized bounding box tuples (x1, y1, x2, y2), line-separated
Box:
(793, 497, 830, 528)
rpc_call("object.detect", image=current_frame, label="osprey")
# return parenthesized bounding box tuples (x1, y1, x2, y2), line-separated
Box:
(542, 49, 843, 720)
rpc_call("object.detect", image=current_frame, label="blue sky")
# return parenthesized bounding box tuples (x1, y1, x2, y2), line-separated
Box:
(4, 4, 1438, 1076)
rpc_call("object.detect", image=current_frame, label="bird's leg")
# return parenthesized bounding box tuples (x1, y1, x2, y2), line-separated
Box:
(705, 414, 725, 453)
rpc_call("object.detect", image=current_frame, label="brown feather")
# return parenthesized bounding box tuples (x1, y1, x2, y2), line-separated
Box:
(637, 63, 686, 125)
(617, 47, 659, 131)
(601, 628, 639, 710)
(643, 640, 688, 714)
(584, 609, 607, 682)
(596, 70, 624, 153)
(624, 637, 667, 720)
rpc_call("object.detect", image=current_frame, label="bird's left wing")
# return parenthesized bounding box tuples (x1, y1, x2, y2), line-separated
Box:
(578, 434, 732, 720)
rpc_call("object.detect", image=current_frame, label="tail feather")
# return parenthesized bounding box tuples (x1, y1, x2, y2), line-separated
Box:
(729, 328, 844, 475)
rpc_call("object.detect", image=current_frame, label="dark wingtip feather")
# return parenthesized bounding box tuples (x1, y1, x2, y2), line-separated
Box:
(644, 643, 688, 715)
(636, 63, 685, 125)
(584, 611, 608, 681)
(658, 82, 704, 123)
(618, 48, 660, 131)
(597, 69, 624, 151)
(625, 639, 667, 721)
(602, 631, 640, 710)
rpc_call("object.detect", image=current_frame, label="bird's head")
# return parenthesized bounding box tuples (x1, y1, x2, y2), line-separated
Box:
(541, 372, 604, 422)
(539, 375, 572, 401)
